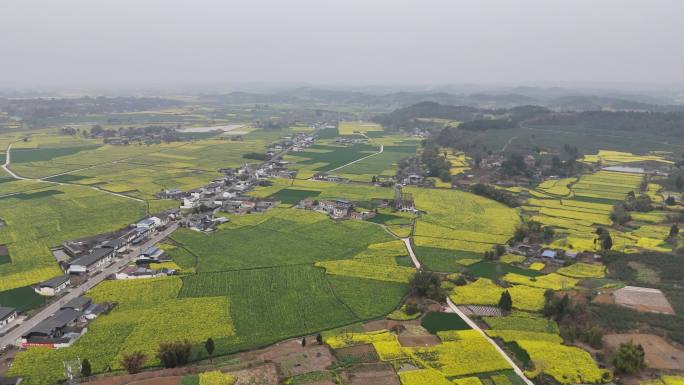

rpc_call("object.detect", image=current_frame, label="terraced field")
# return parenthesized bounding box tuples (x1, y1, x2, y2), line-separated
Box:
(523, 170, 675, 253)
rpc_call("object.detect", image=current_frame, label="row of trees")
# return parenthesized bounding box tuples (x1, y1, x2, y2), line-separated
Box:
(81, 338, 217, 378)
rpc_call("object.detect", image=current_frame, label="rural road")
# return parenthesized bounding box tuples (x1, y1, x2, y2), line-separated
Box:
(446, 298, 535, 385)
(401, 238, 421, 269)
(0, 223, 178, 349)
(328, 144, 384, 173)
(1, 144, 26, 180)
(401, 237, 533, 385)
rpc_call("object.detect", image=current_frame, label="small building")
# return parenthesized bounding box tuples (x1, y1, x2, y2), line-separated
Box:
(116, 265, 157, 280)
(33, 275, 71, 296)
(0, 306, 17, 327)
(135, 217, 161, 230)
(403, 174, 424, 185)
(156, 188, 183, 199)
(350, 208, 375, 220)
(61, 297, 92, 312)
(540, 249, 557, 259)
(319, 199, 353, 218)
(67, 247, 115, 274)
(21, 308, 85, 348)
(136, 246, 164, 263)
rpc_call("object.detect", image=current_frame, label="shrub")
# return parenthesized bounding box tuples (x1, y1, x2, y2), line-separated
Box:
(121, 351, 146, 374)
(157, 340, 193, 368)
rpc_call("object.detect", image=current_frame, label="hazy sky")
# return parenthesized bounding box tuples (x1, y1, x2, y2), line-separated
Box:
(1, 0, 683, 88)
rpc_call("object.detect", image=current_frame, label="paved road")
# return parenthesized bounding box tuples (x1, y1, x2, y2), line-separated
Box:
(401, 237, 533, 385)
(401, 238, 421, 269)
(0, 223, 179, 349)
(1, 143, 26, 180)
(446, 298, 535, 385)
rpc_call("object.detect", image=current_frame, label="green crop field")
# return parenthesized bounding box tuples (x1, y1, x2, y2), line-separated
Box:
(170, 208, 392, 271)
(284, 143, 379, 178)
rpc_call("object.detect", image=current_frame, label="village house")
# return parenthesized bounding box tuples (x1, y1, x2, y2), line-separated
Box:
(155, 188, 183, 199)
(33, 275, 70, 296)
(115, 265, 176, 280)
(0, 306, 17, 328)
(313, 173, 345, 182)
(350, 208, 375, 220)
(67, 247, 115, 275)
(21, 308, 86, 348)
(319, 199, 353, 219)
(135, 246, 164, 264)
(402, 173, 424, 185)
(134, 216, 162, 230)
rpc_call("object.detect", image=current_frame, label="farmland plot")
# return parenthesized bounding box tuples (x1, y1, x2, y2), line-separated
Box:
(170, 208, 392, 271)
(0, 185, 146, 291)
(407, 188, 519, 268)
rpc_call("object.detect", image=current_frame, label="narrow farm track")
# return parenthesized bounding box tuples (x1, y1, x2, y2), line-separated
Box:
(2, 142, 144, 202)
(401, 238, 421, 269)
(328, 144, 384, 172)
(402, 237, 534, 385)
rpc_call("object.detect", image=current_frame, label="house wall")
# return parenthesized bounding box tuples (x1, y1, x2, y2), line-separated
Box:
(1, 312, 16, 326)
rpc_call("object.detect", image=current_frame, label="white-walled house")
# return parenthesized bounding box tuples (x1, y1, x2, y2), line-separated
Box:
(0, 306, 17, 328)
(34, 275, 71, 296)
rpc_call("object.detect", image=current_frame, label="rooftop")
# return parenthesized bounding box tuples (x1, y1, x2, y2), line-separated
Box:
(36, 275, 70, 288)
(62, 297, 92, 311)
(0, 306, 16, 320)
(24, 308, 82, 337)
(69, 247, 113, 267)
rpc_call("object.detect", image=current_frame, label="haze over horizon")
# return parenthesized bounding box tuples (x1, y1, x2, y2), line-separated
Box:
(1, 0, 683, 88)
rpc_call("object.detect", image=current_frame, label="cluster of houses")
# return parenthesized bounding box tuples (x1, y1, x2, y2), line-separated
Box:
(298, 198, 375, 220)
(29, 211, 178, 301)
(333, 137, 367, 146)
(268, 132, 315, 154)
(508, 242, 581, 266)
(20, 297, 109, 349)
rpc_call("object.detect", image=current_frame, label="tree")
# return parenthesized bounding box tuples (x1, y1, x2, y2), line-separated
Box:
(612, 341, 645, 374)
(81, 358, 92, 378)
(409, 271, 446, 302)
(157, 340, 193, 368)
(601, 233, 613, 250)
(498, 290, 513, 312)
(670, 224, 679, 238)
(205, 337, 215, 363)
(121, 351, 147, 374)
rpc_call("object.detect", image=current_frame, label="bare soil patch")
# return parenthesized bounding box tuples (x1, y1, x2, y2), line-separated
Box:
(86, 368, 190, 385)
(362, 319, 420, 332)
(127, 378, 181, 385)
(604, 333, 684, 370)
(236, 337, 333, 378)
(340, 363, 400, 385)
(398, 335, 441, 347)
(231, 363, 278, 385)
(613, 286, 675, 314)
